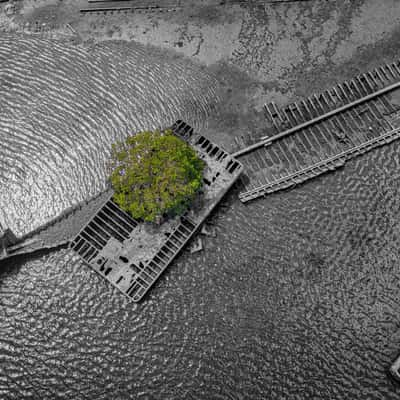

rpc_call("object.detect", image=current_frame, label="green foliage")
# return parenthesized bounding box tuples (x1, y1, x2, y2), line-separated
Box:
(109, 129, 204, 223)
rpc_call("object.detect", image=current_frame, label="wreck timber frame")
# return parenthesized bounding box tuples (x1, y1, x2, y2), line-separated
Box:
(70, 121, 243, 302)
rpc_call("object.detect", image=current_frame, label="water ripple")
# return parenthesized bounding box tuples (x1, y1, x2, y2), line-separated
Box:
(0, 35, 220, 237)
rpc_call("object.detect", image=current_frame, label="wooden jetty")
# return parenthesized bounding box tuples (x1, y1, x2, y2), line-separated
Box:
(234, 61, 400, 203)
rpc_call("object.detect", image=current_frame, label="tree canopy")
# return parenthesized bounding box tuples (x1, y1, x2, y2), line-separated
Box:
(109, 129, 204, 223)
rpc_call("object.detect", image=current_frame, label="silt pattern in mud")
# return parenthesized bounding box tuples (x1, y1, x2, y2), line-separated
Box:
(0, 34, 220, 237)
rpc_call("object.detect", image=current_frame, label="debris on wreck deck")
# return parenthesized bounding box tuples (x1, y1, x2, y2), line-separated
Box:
(70, 120, 243, 302)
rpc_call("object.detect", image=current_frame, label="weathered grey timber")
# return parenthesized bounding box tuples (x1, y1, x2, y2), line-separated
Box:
(80, 0, 305, 15)
(0, 224, 17, 258)
(70, 121, 243, 302)
(390, 354, 400, 383)
(80, 1, 182, 14)
(235, 61, 400, 203)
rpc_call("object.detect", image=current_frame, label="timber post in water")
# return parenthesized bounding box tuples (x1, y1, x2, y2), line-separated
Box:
(0, 224, 17, 257)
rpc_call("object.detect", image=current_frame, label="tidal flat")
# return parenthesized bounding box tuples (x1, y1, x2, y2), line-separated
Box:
(1, 1, 400, 399)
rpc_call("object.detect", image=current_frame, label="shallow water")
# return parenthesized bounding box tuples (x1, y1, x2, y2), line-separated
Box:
(1, 35, 400, 399)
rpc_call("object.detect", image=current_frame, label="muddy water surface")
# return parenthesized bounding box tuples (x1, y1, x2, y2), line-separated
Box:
(1, 35, 400, 399)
